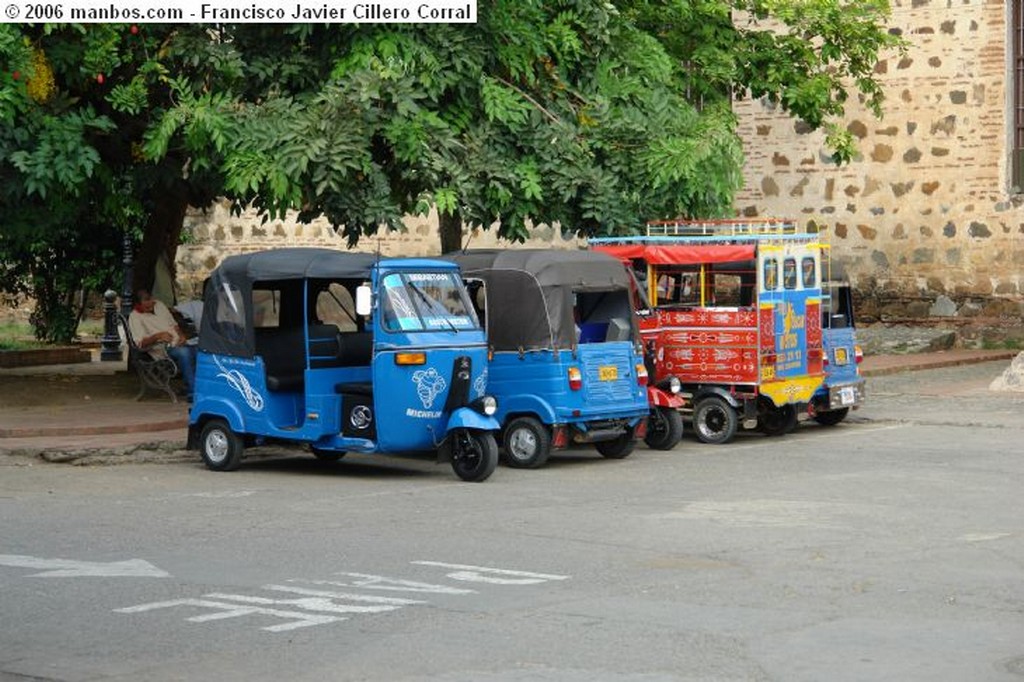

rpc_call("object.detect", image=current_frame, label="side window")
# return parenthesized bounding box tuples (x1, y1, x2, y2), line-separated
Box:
(801, 256, 817, 288)
(711, 274, 743, 307)
(763, 259, 778, 291)
(465, 279, 487, 330)
(211, 280, 246, 342)
(316, 283, 359, 332)
(252, 288, 280, 328)
(782, 258, 797, 290)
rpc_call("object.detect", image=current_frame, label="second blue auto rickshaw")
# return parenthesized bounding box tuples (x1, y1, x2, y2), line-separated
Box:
(445, 249, 655, 468)
(187, 248, 501, 482)
(810, 259, 865, 425)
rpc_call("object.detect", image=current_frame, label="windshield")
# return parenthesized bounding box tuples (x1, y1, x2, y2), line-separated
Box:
(379, 271, 480, 332)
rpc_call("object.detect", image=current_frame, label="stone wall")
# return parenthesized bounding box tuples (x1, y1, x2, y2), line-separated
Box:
(174, 200, 583, 298)
(734, 0, 1024, 321)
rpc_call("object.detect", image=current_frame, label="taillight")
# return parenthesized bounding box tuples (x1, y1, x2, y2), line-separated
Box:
(568, 366, 582, 391)
(823, 355, 830, 368)
(854, 345, 864, 364)
(636, 363, 648, 386)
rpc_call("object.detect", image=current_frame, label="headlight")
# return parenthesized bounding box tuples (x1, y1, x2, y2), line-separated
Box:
(657, 376, 681, 394)
(471, 395, 497, 416)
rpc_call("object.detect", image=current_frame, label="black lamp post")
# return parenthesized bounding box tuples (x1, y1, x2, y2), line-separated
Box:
(99, 289, 121, 361)
(99, 231, 135, 362)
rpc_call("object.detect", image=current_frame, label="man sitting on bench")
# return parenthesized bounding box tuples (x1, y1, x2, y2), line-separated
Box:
(129, 289, 198, 401)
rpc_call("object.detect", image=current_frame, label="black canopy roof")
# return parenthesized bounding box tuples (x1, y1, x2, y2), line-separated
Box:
(200, 248, 381, 357)
(444, 249, 633, 351)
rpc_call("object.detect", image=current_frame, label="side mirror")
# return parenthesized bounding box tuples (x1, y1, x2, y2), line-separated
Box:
(355, 284, 372, 317)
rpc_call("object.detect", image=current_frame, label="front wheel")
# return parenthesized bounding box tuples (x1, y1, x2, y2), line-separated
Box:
(450, 429, 499, 482)
(502, 416, 552, 469)
(813, 407, 850, 426)
(693, 396, 738, 445)
(595, 428, 638, 459)
(200, 419, 244, 471)
(644, 407, 684, 450)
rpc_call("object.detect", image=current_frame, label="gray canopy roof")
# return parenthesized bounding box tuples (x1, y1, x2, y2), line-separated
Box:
(444, 249, 633, 351)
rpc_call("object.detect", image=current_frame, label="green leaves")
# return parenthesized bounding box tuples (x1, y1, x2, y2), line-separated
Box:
(8, 107, 114, 198)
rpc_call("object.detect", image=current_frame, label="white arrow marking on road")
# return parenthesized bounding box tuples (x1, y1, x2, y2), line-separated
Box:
(412, 561, 570, 585)
(0, 554, 169, 578)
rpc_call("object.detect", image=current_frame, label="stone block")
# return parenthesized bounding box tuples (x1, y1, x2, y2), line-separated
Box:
(929, 294, 957, 317)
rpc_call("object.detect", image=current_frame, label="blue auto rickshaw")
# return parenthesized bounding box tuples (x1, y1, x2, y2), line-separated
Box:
(810, 260, 865, 425)
(187, 248, 501, 482)
(445, 249, 651, 468)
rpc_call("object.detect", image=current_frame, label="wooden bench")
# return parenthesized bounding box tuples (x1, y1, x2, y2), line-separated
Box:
(118, 314, 180, 403)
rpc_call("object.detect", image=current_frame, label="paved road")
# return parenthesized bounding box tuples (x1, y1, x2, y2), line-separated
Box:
(1, 361, 1022, 682)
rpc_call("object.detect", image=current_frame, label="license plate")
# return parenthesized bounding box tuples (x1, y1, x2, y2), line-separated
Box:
(599, 366, 618, 381)
(839, 386, 856, 405)
(834, 348, 849, 365)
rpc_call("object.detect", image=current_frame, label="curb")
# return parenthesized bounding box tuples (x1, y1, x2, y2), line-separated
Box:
(860, 350, 1018, 378)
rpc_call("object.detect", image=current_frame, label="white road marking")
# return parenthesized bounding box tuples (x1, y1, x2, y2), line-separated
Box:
(115, 598, 342, 632)
(0, 554, 169, 578)
(116, 563, 571, 632)
(412, 561, 570, 585)
(292, 573, 476, 595)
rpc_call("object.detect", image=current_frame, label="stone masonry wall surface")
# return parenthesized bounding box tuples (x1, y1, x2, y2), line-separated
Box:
(174, 201, 583, 298)
(734, 0, 1024, 320)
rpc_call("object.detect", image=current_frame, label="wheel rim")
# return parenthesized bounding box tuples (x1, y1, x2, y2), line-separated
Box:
(699, 406, 727, 439)
(508, 428, 537, 460)
(205, 429, 228, 463)
(454, 432, 482, 472)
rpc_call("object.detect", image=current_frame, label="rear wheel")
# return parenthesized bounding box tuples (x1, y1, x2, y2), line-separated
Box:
(644, 407, 684, 450)
(758, 403, 798, 436)
(813, 407, 850, 426)
(595, 428, 637, 459)
(200, 419, 244, 471)
(450, 429, 498, 482)
(693, 396, 737, 445)
(502, 416, 552, 469)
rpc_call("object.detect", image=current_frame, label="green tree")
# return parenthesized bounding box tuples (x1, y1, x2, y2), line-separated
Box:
(1, 4, 902, 340)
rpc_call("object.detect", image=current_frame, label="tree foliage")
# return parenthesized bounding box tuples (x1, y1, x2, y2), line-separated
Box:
(0, 2, 903, 341)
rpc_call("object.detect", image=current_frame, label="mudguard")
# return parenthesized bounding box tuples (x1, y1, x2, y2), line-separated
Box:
(446, 407, 501, 433)
(647, 386, 685, 409)
(187, 397, 247, 449)
(692, 386, 742, 409)
(495, 394, 558, 426)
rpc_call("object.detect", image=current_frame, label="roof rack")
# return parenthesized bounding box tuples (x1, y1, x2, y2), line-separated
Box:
(645, 218, 801, 237)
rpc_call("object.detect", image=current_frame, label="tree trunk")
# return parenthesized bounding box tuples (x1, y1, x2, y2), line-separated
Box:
(438, 211, 463, 255)
(134, 181, 190, 302)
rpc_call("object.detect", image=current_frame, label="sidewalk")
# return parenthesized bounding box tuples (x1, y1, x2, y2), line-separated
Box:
(1, 347, 1020, 459)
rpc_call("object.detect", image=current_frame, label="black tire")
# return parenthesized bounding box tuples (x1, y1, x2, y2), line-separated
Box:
(311, 447, 346, 461)
(692, 396, 738, 445)
(758, 403, 798, 436)
(813, 407, 850, 426)
(501, 416, 552, 469)
(450, 429, 499, 482)
(644, 407, 684, 450)
(595, 428, 638, 459)
(199, 419, 244, 471)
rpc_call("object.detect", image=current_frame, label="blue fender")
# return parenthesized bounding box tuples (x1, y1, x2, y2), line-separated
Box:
(446, 407, 500, 433)
(189, 396, 247, 434)
(495, 394, 558, 426)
